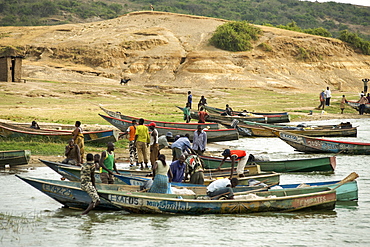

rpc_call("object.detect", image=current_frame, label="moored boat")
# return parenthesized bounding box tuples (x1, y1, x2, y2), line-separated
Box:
(346, 101, 370, 114)
(99, 114, 239, 142)
(273, 130, 370, 154)
(0, 150, 31, 167)
(203, 105, 289, 117)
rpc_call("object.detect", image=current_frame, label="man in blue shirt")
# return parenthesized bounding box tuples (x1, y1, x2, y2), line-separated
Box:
(171, 134, 191, 161)
(187, 91, 192, 109)
(170, 155, 186, 183)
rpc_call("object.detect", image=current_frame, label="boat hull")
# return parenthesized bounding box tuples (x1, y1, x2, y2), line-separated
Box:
(0, 150, 31, 167)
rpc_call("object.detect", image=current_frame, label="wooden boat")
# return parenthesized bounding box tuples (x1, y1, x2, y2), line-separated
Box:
(199, 155, 336, 173)
(236, 120, 357, 137)
(347, 100, 370, 114)
(0, 122, 119, 143)
(97, 188, 336, 214)
(203, 105, 289, 117)
(100, 105, 220, 129)
(99, 114, 239, 142)
(40, 159, 279, 186)
(40, 160, 358, 201)
(0, 150, 31, 167)
(273, 130, 370, 154)
(16, 175, 338, 214)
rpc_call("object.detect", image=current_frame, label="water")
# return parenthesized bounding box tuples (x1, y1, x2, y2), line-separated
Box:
(1, 118, 370, 246)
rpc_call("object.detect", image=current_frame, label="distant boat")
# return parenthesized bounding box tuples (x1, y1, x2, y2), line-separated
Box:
(235, 120, 357, 137)
(199, 155, 336, 173)
(204, 105, 289, 117)
(346, 101, 370, 114)
(273, 130, 370, 154)
(0, 122, 119, 144)
(99, 114, 239, 142)
(16, 175, 338, 214)
(100, 105, 220, 129)
(0, 150, 31, 167)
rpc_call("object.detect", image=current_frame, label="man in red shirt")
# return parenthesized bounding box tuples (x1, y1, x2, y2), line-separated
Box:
(218, 149, 254, 178)
(198, 106, 209, 123)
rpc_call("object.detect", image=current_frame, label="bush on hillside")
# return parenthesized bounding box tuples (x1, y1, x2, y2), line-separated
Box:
(339, 30, 370, 55)
(209, 21, 262, 52)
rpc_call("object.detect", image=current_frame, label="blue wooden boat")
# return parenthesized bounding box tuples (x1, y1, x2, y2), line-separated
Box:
(273, 129, 370, 154)
(99, 114, 239, 142)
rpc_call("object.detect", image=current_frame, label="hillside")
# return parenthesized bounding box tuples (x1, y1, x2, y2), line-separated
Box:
(0, 11, 369, 92)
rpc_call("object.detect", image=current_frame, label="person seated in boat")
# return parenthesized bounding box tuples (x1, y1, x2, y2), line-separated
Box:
(184, 154, 204, 184)
(80, 153, 100, 215)
(238, 110, 249, 116)
(206, 177, 239, 200)
(224, 104, 234, 116)
(149, 154, 173, 194)
(72, 121, 85, 163)
(30, 121, 40, 129)
(62, 139, 81, 166)
(158, 132, 173, 154)
(218, 149, 255, 178)
(197, 95, 207, 110)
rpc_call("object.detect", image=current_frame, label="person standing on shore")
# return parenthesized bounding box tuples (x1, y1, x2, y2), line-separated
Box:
(358, 94, 368, 115)
(72, 121, 84, 163)
(149, 122, 159, 169)
(122, 120, 138, 167)
(135, 118, 150, 169)
(362, 78, 369, 94)
(198, 107, 209, 123)
(99, 142, 120, 184)
(183, 102, 191, 123)
(325, 87, 332, 106)
(317, 90, 326, 110)
(192, 125, 207, 155)
(187, 91, 192, 109)
(81, 153, 100, 215)
(198, 95, 207, 110)
(340, 95, 347, 114)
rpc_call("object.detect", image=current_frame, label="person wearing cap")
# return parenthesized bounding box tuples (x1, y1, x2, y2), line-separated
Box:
(158, 132, 173, 152)
(134, 118, 150, 169)
(149, 122, 159, 169)
(317, 89, 326, 110)
(218, 149, 254, 178)
(192, 125, 207, 155)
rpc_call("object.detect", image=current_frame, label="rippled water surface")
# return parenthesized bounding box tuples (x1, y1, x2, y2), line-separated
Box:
(1, 118, 369, 246)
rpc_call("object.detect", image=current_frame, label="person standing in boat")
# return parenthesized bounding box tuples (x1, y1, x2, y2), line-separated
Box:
(62, 138, 81, 166)
(122, 120, 138, 167)
(80, 153, 100, 215)
(135, 118, 150, 169)
(192, 125, 207, 155)
(158, 132, 173, 154)
(206, 177, 239, 200)
(185, 154, 205, 184)
(72, 121, 85, 163)
(171, 134, 191, 161)
(149, 122, 159, 169)
(149, 154, 173, 193)
(218, 149, 255, 178)
(99, 142, 120, 184)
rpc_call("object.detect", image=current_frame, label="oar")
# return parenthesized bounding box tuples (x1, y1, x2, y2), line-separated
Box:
(331, 172, 359, 190)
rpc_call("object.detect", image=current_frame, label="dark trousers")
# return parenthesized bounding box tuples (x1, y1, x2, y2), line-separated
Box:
(359, 104, 365, 115)
(325, 97, 331, 106)
(207, 187, 234, 200)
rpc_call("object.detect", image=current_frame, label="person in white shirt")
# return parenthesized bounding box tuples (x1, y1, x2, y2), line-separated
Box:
(325, 87, 332, 106)
(206, 178, 238, 200)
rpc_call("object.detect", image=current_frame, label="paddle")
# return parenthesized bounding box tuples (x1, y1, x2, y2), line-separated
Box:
(331, 172, 359, 190)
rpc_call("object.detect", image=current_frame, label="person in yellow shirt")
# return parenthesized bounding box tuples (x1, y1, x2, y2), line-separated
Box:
(134, 118, 150, 169)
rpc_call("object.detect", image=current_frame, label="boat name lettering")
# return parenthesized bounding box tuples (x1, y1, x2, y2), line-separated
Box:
(109, 195, 139, 205)
(299, 196, 327, 206)
(146, 200, 189, 211)
(42, 184, 72, 197)
(321, 142, 338, 150)
(281, 133, 298, 141)
(306, 140, 322, 148)
(112, 119, 125, 126)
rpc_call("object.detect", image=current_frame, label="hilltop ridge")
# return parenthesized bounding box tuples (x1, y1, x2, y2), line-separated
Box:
(0, 11, 369, 92)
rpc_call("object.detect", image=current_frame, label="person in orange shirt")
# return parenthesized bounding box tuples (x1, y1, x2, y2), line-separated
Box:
(198, 106, 209, 123)
(218, 149, 254, 178)
(123, 120, 138, 167)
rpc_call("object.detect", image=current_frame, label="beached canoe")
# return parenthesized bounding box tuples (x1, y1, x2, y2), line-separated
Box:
(273, 130, 370, 154)
(100, 105, 220, 129)
(0, 150, 31, 167)
(16, 175, 338, 214)
(203, 105, 289, 117)
(235, 120, 357, 137)
(99, 114, 239, 142)
(0, 122, 119, 143)
(192, 112, 290, 124)
(199, 155, 336, 172)
(346, 101, 370, 114)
